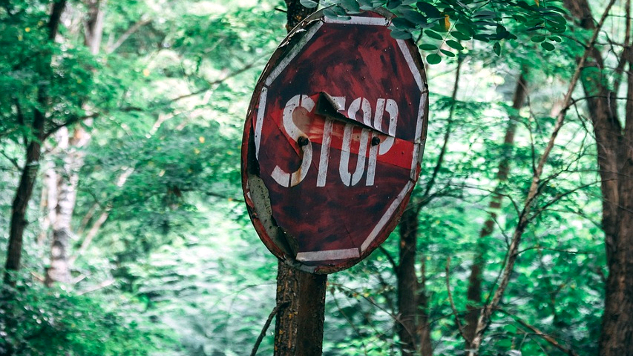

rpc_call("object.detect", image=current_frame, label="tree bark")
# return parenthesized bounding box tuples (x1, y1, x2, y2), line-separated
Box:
(273, 2, 320, 355)
(4, 117, 46, 285)
(600, 19, 633, 356)
(396, 207, 420, 356)
(45, 128, 87, 285)
(467, 1, 616, 353)
(416, 256, 432, 356)
(274, 260, 301, 355)
(3, 0, 68, 285)
(561, 1, 633, 354)
(295, 273, 327, 356)
(464, 73, 528, 346)
(43, 0, 104, 286)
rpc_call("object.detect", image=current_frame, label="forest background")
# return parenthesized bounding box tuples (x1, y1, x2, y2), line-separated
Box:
(0, 0, 631, 355)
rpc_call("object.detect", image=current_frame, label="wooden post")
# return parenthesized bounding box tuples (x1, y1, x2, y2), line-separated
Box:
(274, 261, 328, 356)
(295, 272, 327, 356)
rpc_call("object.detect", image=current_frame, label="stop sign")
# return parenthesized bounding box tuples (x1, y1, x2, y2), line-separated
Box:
(241, 9, 428, 274)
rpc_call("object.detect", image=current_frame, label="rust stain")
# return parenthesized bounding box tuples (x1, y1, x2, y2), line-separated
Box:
(241, 9, 428, 274)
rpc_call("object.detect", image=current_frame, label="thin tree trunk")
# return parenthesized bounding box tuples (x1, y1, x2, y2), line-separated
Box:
(464, 73, 528, 346)
(45, 128, 86, 285)
(393, 55, 463, 356)
(417, 256, 432, 356)
(3, 0, 68, 285)
(467, 1, 616, 353)
(44, 0, 104, 285)
(396, 207, 420, 356)
(4, 118, 46, 285)
(601, 9, 633, 354)
(273, 1, 320, 355)
(38, 160, 57, 245)
(561, 1, 633, 354)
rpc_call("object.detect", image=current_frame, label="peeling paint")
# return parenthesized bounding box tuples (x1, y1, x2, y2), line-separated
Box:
(241, 9, 429, 274)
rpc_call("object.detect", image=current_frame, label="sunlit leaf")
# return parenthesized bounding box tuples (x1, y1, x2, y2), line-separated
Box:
(426, 53, 441, 64)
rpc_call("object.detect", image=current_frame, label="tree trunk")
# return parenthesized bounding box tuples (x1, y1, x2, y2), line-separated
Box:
(274, 260, 301, 355)
(273, 2, 320, 355)
(600, 23, 633, 356)
(4, 119, 45, 285)
(417, 249, 432, 356)
(397, 206, 420, 356)
(45, 128, 87, 285)
(464, 73, 527, 346)
(43, 0, 104, 285)
(562, 1, 633, 354)
(3, 0, 68, 285)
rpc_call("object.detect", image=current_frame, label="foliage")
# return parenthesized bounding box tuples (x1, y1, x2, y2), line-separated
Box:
(0, 274, 176, 356)
(0, 0, 625, 355)
(303, 0, 568, 63)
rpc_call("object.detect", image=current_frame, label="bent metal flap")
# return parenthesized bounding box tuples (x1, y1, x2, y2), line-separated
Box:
(241, 9, 429, 274)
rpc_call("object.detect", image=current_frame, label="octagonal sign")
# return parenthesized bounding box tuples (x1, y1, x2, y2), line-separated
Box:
(241, 9, 429, 274)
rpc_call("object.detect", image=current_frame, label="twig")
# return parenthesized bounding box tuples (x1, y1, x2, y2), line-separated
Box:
(14, 98, 28, 146)
(467, 1, 617, 353)
(613, 0, 631, 96)
(420, 56, 463, 201)
(71, 274, 87, 284)
(30, 271, 45, 283)
(499, 309, 579, 356)
(70, 208, 109, 265)
(330, 291, 369, 356)
(77, 279, 115, 295)
(165, 61, 259, 104)
(378, 246, 398, 273)
(107, 18, 152, 54)
(250, 301, 289, 356)
(528, 180, 601, 221)
(76, 201, 100, 236)
(0, 151, 20, 171)
(45, 112, 99, 138)
(445, 257, 470, 344)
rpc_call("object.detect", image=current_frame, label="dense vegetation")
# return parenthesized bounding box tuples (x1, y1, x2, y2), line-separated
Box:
(1, 0, 631, 355)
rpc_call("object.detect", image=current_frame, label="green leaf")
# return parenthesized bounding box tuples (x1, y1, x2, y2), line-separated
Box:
(474, 10, 496, 19)
(401, 9, 427, 25)
(387, 0, 402, 9)
(425, 29, 443, 40)
(531, 35, 546, 42)
(493, 42, 501, 56)
(340, 0, 361, 13)
(451, 31, 471, 41)
(416, 2, 442, 19)
(419, 43, 438, 51)
(357, 0, 375, 9)
(390, 28, 413, 39)
(426, 53, 442, 64)
(445, 40, 463, 50)
(300, 0, 318, 8)
(454, 24, 471, 34)
(496, 338, 513, 348)
(392, 17, 415, 30)
(440, 49, 455, 57)
(324, 7, 350, 20)
(541, 41, 555, 51)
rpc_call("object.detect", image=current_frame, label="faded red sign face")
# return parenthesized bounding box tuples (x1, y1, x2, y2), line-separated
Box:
(242, 9, 428, 274)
